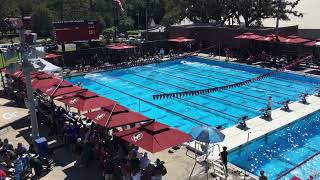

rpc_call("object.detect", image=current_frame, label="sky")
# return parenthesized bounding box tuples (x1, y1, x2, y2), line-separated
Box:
(262, 0, 320, 29)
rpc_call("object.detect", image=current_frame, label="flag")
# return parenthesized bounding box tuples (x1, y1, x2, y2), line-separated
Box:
(113, 0, 124, 11)
(0, 48, 20, 68)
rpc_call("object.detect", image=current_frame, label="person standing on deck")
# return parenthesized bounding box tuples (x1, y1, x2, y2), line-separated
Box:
(220, 146, 228, 176)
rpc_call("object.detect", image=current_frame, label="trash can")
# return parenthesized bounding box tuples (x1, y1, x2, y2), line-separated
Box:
(35, 137, 48, 157)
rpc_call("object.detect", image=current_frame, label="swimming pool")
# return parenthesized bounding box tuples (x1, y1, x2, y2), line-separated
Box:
(229, 111, 320, 179)
(66, 57, 320, 133)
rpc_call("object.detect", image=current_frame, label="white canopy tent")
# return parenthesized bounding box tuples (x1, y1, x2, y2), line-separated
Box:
(28, 57, 62, 74)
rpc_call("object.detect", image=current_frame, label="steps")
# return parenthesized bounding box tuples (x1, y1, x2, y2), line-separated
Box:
(210, 160, 227, 180)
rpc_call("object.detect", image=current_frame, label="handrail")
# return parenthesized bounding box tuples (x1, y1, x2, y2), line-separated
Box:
(50, 79, 64, 97)
(104, 103, 117, 128)
(276, 151, 320, 180)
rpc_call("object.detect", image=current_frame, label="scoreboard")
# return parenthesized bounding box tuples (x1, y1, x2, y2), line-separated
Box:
(53, 20, 101, 43)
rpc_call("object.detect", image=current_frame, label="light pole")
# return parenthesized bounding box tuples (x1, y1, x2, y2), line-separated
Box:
(19, 29, 40, 140)
(22, 49, 40, 140)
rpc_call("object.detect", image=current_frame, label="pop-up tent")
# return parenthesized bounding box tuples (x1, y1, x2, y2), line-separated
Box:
(28, 58, 62, 74)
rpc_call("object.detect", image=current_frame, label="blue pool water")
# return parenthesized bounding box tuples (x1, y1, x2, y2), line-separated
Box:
(66, 57, 320, 133)
(229, 111, 320, 180)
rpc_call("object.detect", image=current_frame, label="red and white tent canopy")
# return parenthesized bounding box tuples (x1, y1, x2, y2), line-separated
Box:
(168, 37, 194, 43)
(113, 121, 192, 153)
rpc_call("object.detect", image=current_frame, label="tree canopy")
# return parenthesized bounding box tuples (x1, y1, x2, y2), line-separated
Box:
(0, 0, 303, 36)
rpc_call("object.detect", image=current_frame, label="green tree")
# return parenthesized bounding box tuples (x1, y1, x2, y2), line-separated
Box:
(161, 0, 187, 27)
(32, 4, 52, 35)
(19, 0, 33, 16)
(0, 0, 20, 19)
(161, 0, 302, 27)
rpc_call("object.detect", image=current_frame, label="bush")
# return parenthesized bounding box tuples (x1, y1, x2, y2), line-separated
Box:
(102, 27, 117, 43)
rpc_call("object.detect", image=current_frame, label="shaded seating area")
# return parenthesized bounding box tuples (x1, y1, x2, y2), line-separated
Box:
(1, 67, 196, 179)
(233, 32, 318, 70)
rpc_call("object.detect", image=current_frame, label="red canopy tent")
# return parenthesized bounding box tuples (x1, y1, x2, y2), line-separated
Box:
(31, 76, 62, 90)
(37, 80, 84, 98)
(234, 32, 264, 40)
(20, 72, 50, 82)
(102, 104, 129, 112)
(283, 36, 310, 44)
(57, 91, 115, 112)
(84, 106, 151, 129)
(4, 70, 46, 80)
(304, 39, 320, 46)
(255, 34, 287, 42)
(168, 37, 194, 43)
(106, 43, 137, 50)
(113, 121, 192, 153)
(3, 69, 23, 78)
(45, 53, 61, 60)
